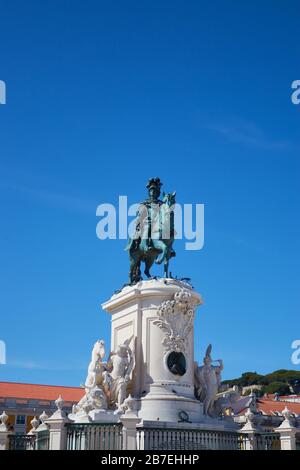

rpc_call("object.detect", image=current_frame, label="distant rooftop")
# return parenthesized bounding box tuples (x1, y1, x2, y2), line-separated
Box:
(0, 381, 84, 402)
(258, 398, 300, 416)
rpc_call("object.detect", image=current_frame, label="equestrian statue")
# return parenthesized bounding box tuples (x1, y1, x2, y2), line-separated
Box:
(125, 177, 176, 284)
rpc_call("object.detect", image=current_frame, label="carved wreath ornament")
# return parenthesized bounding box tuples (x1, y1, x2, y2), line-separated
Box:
(153, 289, 196, 353)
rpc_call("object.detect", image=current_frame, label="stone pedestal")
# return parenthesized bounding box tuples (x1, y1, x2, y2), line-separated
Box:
(46, 412, 70, 450)
(239, 409, 260, 450)
(88, 410, 120, 423)
(0, 412, 10, 451)
(0, 431, 10, 451)
(275, 408, 298, 450)
(277, 429, 297, 451)
(120, 411, 141, 450)
(102, 278, 204, 423)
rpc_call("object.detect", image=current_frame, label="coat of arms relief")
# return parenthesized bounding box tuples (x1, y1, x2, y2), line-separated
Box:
(153, 289, 198, 354)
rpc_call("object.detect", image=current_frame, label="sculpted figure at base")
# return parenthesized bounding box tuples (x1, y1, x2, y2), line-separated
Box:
(72, 340, 108, 415)
(72, 337, 135, 419)
(102, 336, 135, 412)
(194, 344, 223, 417)
(214, 385, 241, 417)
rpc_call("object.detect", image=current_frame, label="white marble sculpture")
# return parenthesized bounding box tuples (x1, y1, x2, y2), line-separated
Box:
(153, 289, 197, 353)
(84, 339, 106, 389)
(194, 344, 224, 417)
(102, 336, 135, 412)
(71, 337, 134, 421)
(103, 279, 204, 423)
(72, 340, 108, 416)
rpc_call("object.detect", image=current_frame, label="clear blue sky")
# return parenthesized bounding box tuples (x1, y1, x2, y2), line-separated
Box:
(0, 1, 299, 386)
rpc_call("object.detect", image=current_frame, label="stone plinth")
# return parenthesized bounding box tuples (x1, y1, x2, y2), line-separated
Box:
(102, 278, 204, 423)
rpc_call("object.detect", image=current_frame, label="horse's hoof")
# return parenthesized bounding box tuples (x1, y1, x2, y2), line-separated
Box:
(155, 259, 162, 265)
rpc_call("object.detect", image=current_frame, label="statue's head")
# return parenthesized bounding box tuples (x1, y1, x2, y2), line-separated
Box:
(146, 177, 162, 201)
(204, 355, 212, 366)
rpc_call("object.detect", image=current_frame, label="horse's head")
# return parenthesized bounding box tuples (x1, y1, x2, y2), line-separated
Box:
(162, 191, 176, 208)
(92, 339, 105, 360)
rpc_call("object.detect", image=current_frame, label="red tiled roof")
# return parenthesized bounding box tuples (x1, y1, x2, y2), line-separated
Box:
(263, 394, 300, 400)
(277, 395, 300, 400)
(258, 399, 300, 415)
(0, 382, 84, 402)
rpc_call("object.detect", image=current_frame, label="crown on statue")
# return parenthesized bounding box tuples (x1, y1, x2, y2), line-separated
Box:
(146, 177, 163, 190)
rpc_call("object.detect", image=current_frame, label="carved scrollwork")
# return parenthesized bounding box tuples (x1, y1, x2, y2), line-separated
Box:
(153, 289, 196, 353)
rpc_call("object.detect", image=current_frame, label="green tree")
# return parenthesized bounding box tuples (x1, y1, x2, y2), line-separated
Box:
(262, 382, 290, 395)
(223, 369, 300, 395)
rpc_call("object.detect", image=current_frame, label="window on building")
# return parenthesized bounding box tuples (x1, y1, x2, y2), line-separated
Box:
(16, 415, 26, 425)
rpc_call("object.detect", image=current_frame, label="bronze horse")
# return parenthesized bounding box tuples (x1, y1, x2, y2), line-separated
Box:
(125, 192, 176, 284)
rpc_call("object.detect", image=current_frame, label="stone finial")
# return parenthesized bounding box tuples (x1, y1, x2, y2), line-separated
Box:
(240, 408, 260, 433)
(245, 408, 255, 423)
(35, 410, 49, 431)
(282, 406, 293, 420)
(31, 416, 39, 429)
(0, 411, 8, 431)
(248, 392, 259, 413)
(28, 416, 39, 435)
(55, 395, 64, 411)
(280, 406, 295, 428)
(39, 411, 49, 423)
(47, 396, 68, 421)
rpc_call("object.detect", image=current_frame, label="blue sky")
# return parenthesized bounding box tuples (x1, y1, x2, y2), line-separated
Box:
(0, 0, 299, 385)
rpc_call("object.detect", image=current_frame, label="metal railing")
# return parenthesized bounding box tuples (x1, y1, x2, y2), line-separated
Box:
(8, 431, 49, 451)
(36, 430, 50, 450)
(255, 433, 280, 450)
(136, 427, 248, 450)
(8, 434, 36, 451)
(6, 425, 283, 451)
(66, 423, 123, 450)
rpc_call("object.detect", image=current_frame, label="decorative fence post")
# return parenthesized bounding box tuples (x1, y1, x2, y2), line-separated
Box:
(239, 409, 259, 450)
(120, 396, 140, 450)
(35, 410, 50, 450)
(275, 407, 298, 451)
(0, 412, 11, 451)
(45, 396, 71, 451)
(27, 416, 39, 450)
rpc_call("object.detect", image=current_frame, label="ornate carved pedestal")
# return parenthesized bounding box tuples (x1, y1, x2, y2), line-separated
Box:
(102, 278, 204, 423)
